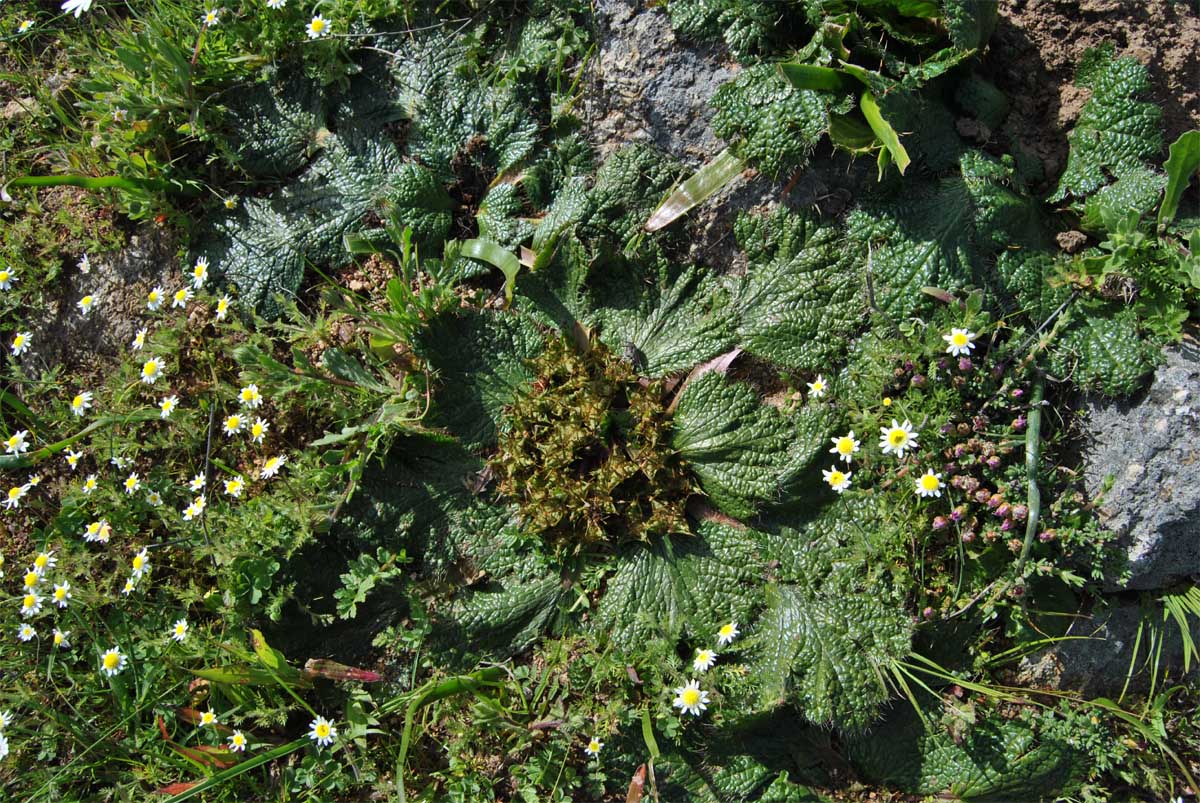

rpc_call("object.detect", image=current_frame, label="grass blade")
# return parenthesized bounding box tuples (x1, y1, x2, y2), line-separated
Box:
(859, 91, 910, 177)
(645, 148, 745, 233)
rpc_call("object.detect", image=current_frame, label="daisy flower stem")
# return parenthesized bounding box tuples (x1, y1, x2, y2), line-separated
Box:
(1014, 374, 1044, 576)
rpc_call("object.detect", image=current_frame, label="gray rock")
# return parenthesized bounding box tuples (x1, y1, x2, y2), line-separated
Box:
(1082, 344, 1200, 592)
(20, 224, 180, 372)
(1014, 598, 1200, 696)
(583, 0, 738, 162)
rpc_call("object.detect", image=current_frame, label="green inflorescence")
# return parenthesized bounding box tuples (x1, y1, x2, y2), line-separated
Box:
(490, 337, 695, 552)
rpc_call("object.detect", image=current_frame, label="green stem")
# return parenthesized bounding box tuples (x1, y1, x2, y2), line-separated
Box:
(1015, 374, 1045, 575)
(6, 174, 159, 192)
(0, 409, 161, 470)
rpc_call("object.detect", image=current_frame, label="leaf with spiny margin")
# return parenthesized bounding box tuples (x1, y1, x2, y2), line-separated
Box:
(847, 703, 1083, 798)
(711, 63, 829, 178)
(847, 150, 1045, 317)
(732, 208, 863, 372)
(1050, 43, 1163, 203)
(222, 67, 327, 178)
(430, 567, 567, 665)
(591, 521, 762, 652)
(941, 0, 998, 51)
(672, 373, 794, 519)
(411, 309, 543, 450)
(1044, 303, 1157, 396)
(589, 259, 736, 377)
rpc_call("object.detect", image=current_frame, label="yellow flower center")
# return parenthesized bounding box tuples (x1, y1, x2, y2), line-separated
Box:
(812, 381, 824, 391)
(311, 18, 326, 32)
(13, 335, 25, 347)
(133, 555, 145, 570)
(589, 740, 601, 751)
(920, 474, 940, 491)
(228, 416, 241, 429)
(35, 555, 47, 568)
(719, 625, 733, 637)
(681, 688, 701, 707)
(143, 360, 159, 375)
(23, 594, 36, 608)
(175, 624, 186, 635)
(104, 653, 120, 669)
(882, 397, 892, 407)
(82, 296, 93, 306)
(24, 572, 37, 587)
(252, 424, 264, 437)
(952, 332, 969, 347)
(315, 722, 331, 738)
(836, 437, 854, 454)
(0, 271, 9, 281)
(54, 632, 64, 644)
(233, 734, 245, 745)
(73, 395, 85, 408)
(828, 470, 845, 485)
(889, 429, 907, 447)
(55, 587, 66, 600)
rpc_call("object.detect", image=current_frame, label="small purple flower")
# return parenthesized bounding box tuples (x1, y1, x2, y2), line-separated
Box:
(922, 607, 935, 620)
(975, 489, 992, 504)
(994, 503, 1011, 518)
(932, 515, 948, 530)
(958, 357, 973, 372)
(1038, 529, 1057, 543)
(1011, 388, 1025, 399)
(911, 374, 926, 388)
(1011, 504, 1028, 521)
(1000, 518, 1014, 532)
(961, 530, 976, 543)
(1012, 416, 1027, 432)
(950, 506, 965, 522)
(986, 455, 1002, 470)
(953, 444, 967, 458)
(987, 493, 1004, 509)
(941, 423, 954, 435)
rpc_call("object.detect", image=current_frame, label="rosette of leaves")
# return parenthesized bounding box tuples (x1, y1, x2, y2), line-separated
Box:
(191, 13, 587, 316)
(322, 144, 918, 740)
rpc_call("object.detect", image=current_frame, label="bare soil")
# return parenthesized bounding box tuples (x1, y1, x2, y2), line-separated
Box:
(990, 0, 1200, 190)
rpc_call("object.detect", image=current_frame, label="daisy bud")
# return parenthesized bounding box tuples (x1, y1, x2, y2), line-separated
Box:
(987, 493, 1004, 509)
(1000, 518, 1014, 532)
(986, 455, 1002, 470)
(994, 503, 1011, 518)
(961, 530, 976, 543)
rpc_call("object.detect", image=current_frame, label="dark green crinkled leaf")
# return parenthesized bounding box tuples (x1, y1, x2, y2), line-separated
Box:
(1044, 304, 1157, 396)
(476, 183, 535, 251)
(431, 567, 567, 665)
(847, 150, 1044, 317)
(672, 373, 794, 518)
(589, 260, 736, 377)
(1050, 43, 1163, 203)
(848, 704, 1083, 799)
(412, 310, 544, 449)
(732, 208, 863, 371)
(223, 68, 327, 178)
(592, 521, 762, 652)
(582, 144, 685, 246)
(199, 198, 306, 317)
(1080, 167, 1166, 232)
(711, 63, 830, 177)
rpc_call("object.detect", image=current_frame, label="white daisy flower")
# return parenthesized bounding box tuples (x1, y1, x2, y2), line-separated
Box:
(191, 256, 209, 288)
(224, 475, 245, 498)
(131, 327, 148, 351)
(215, 295, 231, 321)
(99, 646, 127, 676)
(228, 730, 248, 752)
(716, 621, 739, 647)
(77, 293, 97, 315)
(10, 331, 31, 357)
(249, 417, 269, 444)
(879, 419, 919, 459)
(201, 8, 220, 26)
(828, 431, 861, 464)
(692, 648, 717, 673)
(260, 454, 287, 480)
(17, 623, 36, 642)
(0, 267, 16, 290)
(146, 287, 164, 311)
(308, 716, 337, 747)
(141, 357, 164, 384)
(306, 14, 329, 38)
(672, 679, 710, 717)
(914, 470, 944, 499)
(52, 581, 72, 609)
(583, 736, 603, 757)
(170, 618, 189, 642)
(942, 327, 977, 358)
(123, 472, 141, 495)
(160, 395, 179, 419)
(238, 384, 262, 408)
(66, 450, 82, 470)
(222, 413, 244, 436)
(4, 430, 29, 454)
(806, 374, 827, 398)
(821, 465, 852, 493)
(130, 548, 151, 579)
(172, 287, 192, 309)
(60, 0, 93, 18)
(70, 391, 94, 417)
(53, 628, 70, 648)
